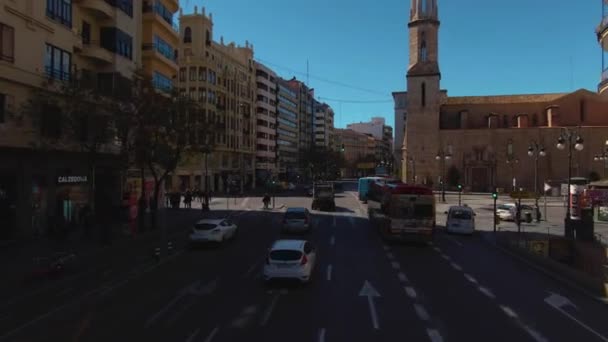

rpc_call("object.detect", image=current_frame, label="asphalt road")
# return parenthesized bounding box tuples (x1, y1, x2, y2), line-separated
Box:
(2, 183, 608, 342)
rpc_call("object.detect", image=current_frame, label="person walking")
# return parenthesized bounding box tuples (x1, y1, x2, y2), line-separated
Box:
(262, 193, 271, 210)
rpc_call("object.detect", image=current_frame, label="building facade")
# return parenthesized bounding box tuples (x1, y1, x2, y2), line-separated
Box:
(175, 6, 256, 194)
(313, 101, 335, 149)
(399, 0, 608, 192)
(142, 0, 179, 92)
(333, 128, 376, 177)
(276, 78, 299, 181)
(0, 0, 153, 239)
(254, 62, 278, 185)
(392, 91, 407, 175)
(347, 117, 393, 164)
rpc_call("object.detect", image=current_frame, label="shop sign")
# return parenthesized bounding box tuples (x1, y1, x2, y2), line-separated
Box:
(57, 176, 88, 184)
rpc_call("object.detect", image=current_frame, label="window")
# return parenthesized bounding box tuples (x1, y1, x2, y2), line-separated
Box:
(189, 67, 196, 81)
(45, 44, 71, 80)
(184, 27, 192, 43)
(153, 71, 173, 92)
(420, 0, 428, 14)
(189, 87, 196, 101)
(46, 0, 72, 27)
(179, 68, 186, 82)
(0, 93, 5, 123)
(532, 113, 538, 127)
(199, 67, 206, 81)
(502, 115, 509, 128)
(580, 100, 586, 123)
(153, 35, 174, 61)
(100, 27, 132, 60)
(420, 33, 428, 62)
(106, 0, 133, 16)
(41, 104, 62, 139)
(0, 23, 15, 63)
(421, 82, 426, 107)
(205, 30, 211, 45)
(507, 140, 513, 157)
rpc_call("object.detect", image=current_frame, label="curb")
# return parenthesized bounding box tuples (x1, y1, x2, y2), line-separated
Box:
(480, 233, 608, 305)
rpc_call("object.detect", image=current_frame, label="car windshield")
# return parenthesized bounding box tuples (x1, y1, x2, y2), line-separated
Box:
(450, 210, 472, 220)
(194, 223, 218, 230)
(270, 250, 302, 261)
(497, 205, 513, 210)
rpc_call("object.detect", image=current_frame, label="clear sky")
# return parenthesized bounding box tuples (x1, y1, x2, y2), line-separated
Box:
(181, 0, 602, 130)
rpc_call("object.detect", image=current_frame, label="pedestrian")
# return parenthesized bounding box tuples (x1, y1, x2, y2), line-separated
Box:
(262, 193, 271, 210)
(185, 189, 192, 209)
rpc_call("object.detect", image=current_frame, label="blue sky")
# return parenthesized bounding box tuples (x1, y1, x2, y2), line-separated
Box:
(182, 0, 602, 129)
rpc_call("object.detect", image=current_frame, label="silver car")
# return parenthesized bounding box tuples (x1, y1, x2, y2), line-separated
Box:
(282, 207, 311, 233)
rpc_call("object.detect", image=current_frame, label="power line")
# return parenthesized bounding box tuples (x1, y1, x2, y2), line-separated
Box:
(255, 58, 389, 96)
(318, 97, 393, 104)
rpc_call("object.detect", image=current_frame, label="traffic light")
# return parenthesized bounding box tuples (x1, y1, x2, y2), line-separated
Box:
(492, 191, 498, 199)
(340, 144, 345, 152)
(457, 184, 462, 191)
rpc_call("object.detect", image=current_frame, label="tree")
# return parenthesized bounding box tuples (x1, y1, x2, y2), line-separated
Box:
(300, 147, 346, 181)
(446, 165, 461, 187)
(21, 70, 116, 215)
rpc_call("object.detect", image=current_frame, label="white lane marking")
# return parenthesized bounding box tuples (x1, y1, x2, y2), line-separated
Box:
(260, 294, 280, 326)
(318, 328, 326, 342)
(145, 292, 186, 328)
(185, 328, 200, 342)
(464, 274, 478, 284)
(203, 327, 219, 342)
(433, 246, 441, 253)
(427, 329, 444, 342)
(397, 272, 408, 282)
(440, 254, 451, 261)
(391, 261, 401, 270)
(446, 235, 464, 247)
(450, 262, 462, 271)
(386, 252, 394, 260)
(500, 305, 518, 318)
(478, 286, 496, 299)
(330, 236, 335, 246)
(404, 286, 417, 299)
(327, 265, 333, 281)
(243, 261, 260, 278)
(545, 293, 608, 342)
(521, 324, 549, 342)
(413, 304, 430, 321)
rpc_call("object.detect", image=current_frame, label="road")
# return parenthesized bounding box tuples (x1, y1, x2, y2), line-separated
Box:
(1, 182, 608, 341)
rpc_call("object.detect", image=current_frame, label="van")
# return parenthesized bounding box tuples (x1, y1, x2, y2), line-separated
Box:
(445, 206, 475, 235)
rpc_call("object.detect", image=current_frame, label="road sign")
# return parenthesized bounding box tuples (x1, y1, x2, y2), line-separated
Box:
(544, 182, 552, 192)
(509, 191, 539, 199)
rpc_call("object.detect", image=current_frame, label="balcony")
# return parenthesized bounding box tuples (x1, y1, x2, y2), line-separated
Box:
(143, 3, 179, 38)
(75, 0, 115, 19)
(257, 125, 275, 135)
(257, 137, 276, 146)
(142, 43, 178, 70)
(79, 41, 113, 64)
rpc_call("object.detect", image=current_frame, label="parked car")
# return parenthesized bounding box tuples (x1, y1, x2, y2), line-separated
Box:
(189, 218, 238, 245)
(263, 239, 317, 283)
(282, 207, 312, 234)
(496, 203, 534, 222)
(445, 205, 475, 235)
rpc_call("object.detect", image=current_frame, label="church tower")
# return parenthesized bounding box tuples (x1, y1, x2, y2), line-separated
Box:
(403, 0, 442, 184)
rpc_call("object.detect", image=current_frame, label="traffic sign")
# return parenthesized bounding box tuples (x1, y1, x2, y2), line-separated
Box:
(509, 191, 539, 199)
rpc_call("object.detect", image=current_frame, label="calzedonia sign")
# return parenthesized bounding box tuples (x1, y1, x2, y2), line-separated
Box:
(57, 176, 88, 184)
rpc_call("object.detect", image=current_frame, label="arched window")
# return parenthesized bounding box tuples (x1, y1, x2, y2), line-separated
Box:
(420, 33, 428, 62)
(421, 82, 426, 107)
(421, 0, 427, 14)
(206, 30, 211, 45)
(184, 27, 192, 43)
(502, 115, 508, 128)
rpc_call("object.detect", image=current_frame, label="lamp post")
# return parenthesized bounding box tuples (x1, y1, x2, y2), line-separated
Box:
(506, 157, 519, 192)
(408, 157, 416, 184)
(527, 141, 546, 222)
(436, 149, 452, 203)
(593, 140, 608, 179)
(556, 128, 584, 239)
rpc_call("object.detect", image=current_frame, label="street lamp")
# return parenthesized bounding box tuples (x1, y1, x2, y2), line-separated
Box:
(527, 141, 546, 222)
(556, 128, 584, 238)
(436, 149, 452, 202)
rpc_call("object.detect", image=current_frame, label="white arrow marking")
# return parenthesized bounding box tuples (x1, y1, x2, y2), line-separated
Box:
(359, 281, 381, 330)
(545, 293, 608, 342)
(327, 265, 333, 281)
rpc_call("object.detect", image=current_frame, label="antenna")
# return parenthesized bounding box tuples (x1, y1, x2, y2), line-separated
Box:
(570, 56, 574, 90)
(306, 59, 309, 87)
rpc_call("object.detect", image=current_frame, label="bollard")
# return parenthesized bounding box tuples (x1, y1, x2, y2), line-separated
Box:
(167, 241, 174, 254)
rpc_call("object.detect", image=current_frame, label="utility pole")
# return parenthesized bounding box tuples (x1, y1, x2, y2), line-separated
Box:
(492, 189, 498, 233)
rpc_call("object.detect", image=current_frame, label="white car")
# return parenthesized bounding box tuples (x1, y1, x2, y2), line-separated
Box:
(263, 240, 317, 283)
(282, 207, 312, 234)
(445, 205, 476, 235)
(189, 218, 238, 244)
(496, 203, 516, 221)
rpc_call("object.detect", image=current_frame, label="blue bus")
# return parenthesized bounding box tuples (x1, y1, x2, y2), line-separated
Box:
(358, 177, 398, 202)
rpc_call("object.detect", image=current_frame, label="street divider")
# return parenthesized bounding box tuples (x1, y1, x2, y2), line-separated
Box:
(490, 232, 607, 298)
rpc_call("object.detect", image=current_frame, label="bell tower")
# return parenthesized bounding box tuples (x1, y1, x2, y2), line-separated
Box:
(403, 0, 442, 184)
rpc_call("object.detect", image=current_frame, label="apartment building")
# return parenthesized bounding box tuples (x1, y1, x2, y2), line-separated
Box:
(347, 117, 393, 163)
(313, 101, 334, 149)
(254, 62, 278, 185)
(333, 128, 377, 177)
(276, 78, 299, 181)
(0, 0, 154, 239)
(175, 6, 256, 193)
(142, 0, 180, 92)
(285, 78, 314, 156)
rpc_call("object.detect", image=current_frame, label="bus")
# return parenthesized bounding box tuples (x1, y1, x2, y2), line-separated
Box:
(367, 181, 436, 243)
(358, 176, 398, 203)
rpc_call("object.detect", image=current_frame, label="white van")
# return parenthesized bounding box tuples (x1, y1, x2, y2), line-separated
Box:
(445, 205, 476, 235)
